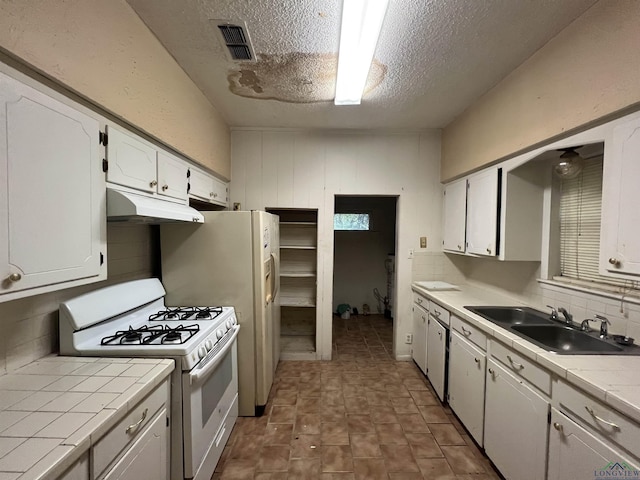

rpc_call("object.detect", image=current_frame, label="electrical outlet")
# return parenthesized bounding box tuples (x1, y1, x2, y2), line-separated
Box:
(420, 236, 427, 248)
(405, 333, 413, 344)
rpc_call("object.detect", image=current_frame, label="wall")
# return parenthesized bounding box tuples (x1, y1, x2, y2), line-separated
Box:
(0, 224, 156, 374)
(0, 0, 230, 178)
(333, 196, 396, 314)
(231, 130, 442, 360)
(441, 0, 640, 181)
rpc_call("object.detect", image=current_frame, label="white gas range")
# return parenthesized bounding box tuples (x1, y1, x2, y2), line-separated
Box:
(59, 278, 239, 480)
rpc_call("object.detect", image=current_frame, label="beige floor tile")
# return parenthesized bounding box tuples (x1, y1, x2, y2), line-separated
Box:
(295, 413, 322, 434)
(269, 405, 297, 424)
(376, 423, 408, 445)
(322, 422, 350, 445)
(346, 414, 375, 433)
(290, 434, 321, 459)
(381, 444, 420, 472)
(349, 433, 382, 457)
(391, 397, 419, 414)
(416, 457, 456, 479)
(428, 423, 466, 446)
(288, 457, 322, 480)
(322, 445, 353, 472)
(353, 457, 388, 480)
(440, 445, 487, 475)
(405, 432, 444, 458)
(272, 389, 298, 406)
(397, 413, 430, 433)
(264, 423, 293, 445)
(257, 445, 291, 472)
(220, 459, 255, 479)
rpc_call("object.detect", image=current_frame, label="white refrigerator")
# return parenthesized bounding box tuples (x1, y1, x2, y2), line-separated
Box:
(160, 211, 280, 416)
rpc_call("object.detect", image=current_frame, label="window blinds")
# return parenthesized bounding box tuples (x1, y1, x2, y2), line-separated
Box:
(558, 155, 628, 287)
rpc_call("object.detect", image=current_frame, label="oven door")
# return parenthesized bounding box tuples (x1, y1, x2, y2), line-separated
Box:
(182, 325, 239, 480)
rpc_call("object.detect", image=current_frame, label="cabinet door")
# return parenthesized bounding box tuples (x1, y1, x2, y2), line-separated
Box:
(157, 151, 188, 200)
(0, 70, 104, 295)
(426, 316, 447, 402)
(412, 305, 428, 374)
(211, 177, 229, 207)
(188, 167, 213, 201)
(106, 125, 157, 193)
(442, 179, 467, 253)
(601, 118, 640, 276)
(484, 359, 548, 480)
(466, 168, 499, 256)
(448, 331, 485, 446)
(548, 408, 639, 480)
(102, 408, 168, 480)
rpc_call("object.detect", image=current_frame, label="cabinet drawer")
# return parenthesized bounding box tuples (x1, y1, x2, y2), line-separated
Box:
(93, 380, 168, 478)
(451, 315, 486, 350)
(490, 340, 551, 395)
(429, 302, 450, 327)
(413, 293, 428, 309)
(556, 380, 640, 459)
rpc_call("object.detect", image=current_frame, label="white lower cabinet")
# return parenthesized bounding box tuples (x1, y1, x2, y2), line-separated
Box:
(426, 315, 447, 402)
(59, 452, 89, 480)
(102, 407, 168, 480)
(412, 303, 428, 374)
(548, 408, 639, 480)
(484, 359, 549, 480)
(448, 330, 486, 446)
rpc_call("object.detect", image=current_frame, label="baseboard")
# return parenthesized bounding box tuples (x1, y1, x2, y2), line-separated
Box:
(395, 354, 413, 361)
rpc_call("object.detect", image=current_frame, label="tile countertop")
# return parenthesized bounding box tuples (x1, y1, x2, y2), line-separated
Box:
(0, 355, 174, 480)
(412, 282, 640, 425)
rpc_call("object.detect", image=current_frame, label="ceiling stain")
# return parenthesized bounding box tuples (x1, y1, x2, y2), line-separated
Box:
(227, 52, 387, 104)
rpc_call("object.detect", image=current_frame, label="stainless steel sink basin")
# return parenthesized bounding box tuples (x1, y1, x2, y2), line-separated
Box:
(465, 306, 554, 326)
(465, 305, 640, 355)
(511, 325, 623, 353)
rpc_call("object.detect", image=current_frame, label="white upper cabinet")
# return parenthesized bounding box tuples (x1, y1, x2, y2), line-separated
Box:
(442, 179, 467, 253)
(188, 165, 229, 208)
(601, 116, 640, 278)
(157, 151, 188, 201)
(0, 68, 105, 300)
(466, 168, 500, 256)
(106, 125, 157, 193)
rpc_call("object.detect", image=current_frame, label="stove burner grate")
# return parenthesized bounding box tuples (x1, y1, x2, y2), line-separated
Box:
(101, 324, 200, 346)
(148, 306, 223, 322)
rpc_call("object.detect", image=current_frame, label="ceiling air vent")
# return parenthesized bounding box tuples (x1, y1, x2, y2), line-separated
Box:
(215, 22, 255, 61)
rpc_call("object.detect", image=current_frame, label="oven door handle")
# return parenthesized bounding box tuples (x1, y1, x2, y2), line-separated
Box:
(189, 325, 240, 386)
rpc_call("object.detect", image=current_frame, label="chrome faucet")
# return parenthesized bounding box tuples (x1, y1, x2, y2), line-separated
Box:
(558, 307, 573, 326)
(595, 314, 611, 338)
(547, 305, 559, 322)
(580, 317, 597, 332)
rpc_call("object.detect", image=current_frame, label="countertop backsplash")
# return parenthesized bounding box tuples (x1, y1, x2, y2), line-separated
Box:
(413, 251, 640, 344)
(0, 224, 157, 375)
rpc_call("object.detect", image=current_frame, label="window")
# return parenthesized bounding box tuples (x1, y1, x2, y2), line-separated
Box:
(557, 155, 629, 288)
(334, 213, 370, 231)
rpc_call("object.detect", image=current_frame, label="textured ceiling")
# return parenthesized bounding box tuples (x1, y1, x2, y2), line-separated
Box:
(126, 0, 597, 130)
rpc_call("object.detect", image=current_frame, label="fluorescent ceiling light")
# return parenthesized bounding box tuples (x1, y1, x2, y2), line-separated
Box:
(335, 0, 389, 106)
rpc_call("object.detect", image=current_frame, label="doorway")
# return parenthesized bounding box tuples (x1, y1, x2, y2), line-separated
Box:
(332, 195, 398, 358)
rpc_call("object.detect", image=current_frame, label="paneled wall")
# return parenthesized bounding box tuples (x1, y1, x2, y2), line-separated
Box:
(0, 224, 156, 374)
(231, 130, 442, 359)
(0, 0, 230, 178)
(441, 0, 640, 181)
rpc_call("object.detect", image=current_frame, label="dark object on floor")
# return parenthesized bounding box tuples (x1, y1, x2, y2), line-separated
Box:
(384, 308, 392, 319)
(362, 303, 370, 315)
(352, 307, 359, 315)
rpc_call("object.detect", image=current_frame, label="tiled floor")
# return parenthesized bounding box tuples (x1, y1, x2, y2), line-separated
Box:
(214, 315, 501, 479)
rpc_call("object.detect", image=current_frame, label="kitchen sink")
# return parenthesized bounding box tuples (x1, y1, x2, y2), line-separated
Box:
(465, 306, 554, 326)
(465, 305, 640, 355)
(511, 325, 623, 353)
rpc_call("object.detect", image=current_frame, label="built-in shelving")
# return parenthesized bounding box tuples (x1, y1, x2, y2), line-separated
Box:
(267, 208, 318, 360)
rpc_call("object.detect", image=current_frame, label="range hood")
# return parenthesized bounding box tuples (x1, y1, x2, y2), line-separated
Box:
(107, 188, 204, 223)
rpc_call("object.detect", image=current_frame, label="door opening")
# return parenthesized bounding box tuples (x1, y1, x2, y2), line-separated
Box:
(332, 195, 398, 358)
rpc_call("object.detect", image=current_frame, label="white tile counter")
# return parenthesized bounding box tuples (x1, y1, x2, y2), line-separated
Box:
(0, 355, 174, 480)
(412, 282, 640, 424)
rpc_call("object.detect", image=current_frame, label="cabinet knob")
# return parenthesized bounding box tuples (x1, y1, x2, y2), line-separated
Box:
(488, 368, 495, 377)
(210, 192, 214, 197)
(149, 180, 158, 187)
(8, 273, 22, 282)
(608, 257, 621, 267)
(474, 357, 480, 364)
(162, 184, 169, 191)
(553, 422, 564, 433)
(486, 247, 492, 254)
(457, 244, 462, 250)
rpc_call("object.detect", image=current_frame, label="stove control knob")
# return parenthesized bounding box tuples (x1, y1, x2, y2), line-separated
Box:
(216, 329, 224, 340)
(205, 339, 213, 351)
(198, 346, 207, 359)
(226, 320, 233, 330)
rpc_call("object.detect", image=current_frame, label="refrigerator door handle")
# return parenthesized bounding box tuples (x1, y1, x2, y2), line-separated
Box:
(270, 252, 279, 298)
